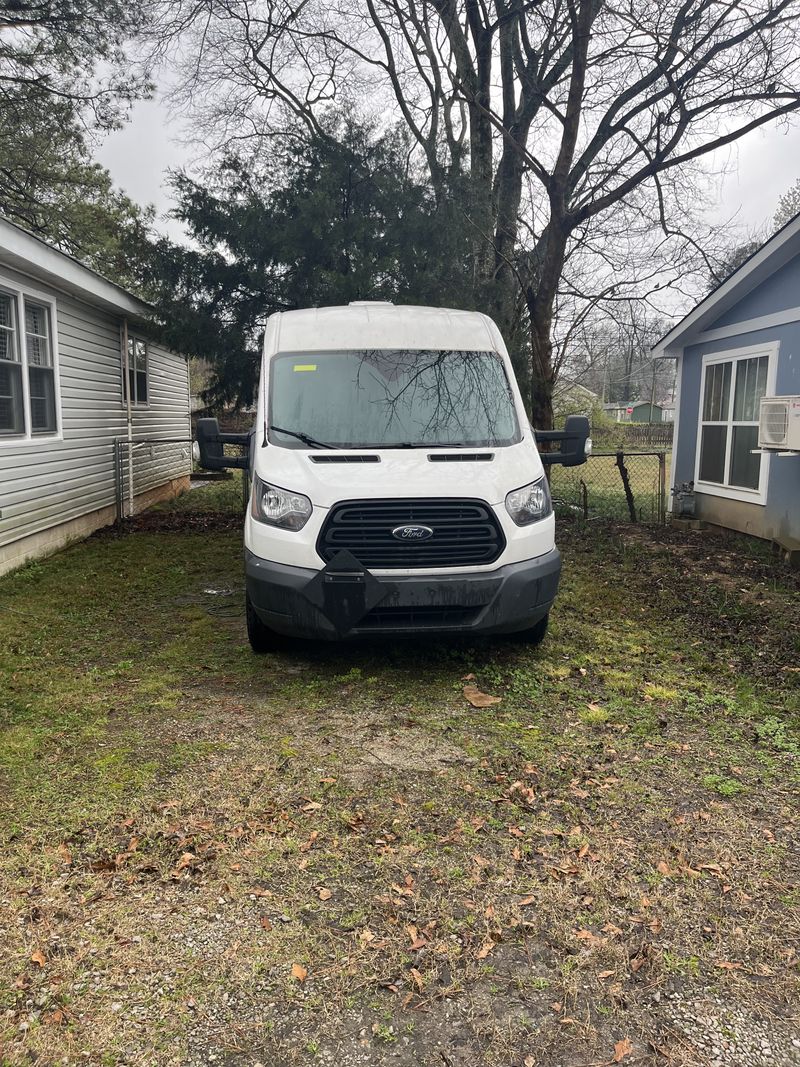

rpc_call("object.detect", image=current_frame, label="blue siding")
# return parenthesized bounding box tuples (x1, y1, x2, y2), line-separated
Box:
(709, 254, 800, 329)
(674, 322, 800, 545)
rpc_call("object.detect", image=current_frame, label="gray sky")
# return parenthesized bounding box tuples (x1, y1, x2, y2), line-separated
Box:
(97, 92, 800, 242)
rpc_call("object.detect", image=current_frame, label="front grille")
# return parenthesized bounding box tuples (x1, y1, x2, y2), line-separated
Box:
(317, 498, 505, 569)
(356, 604, 481, 629)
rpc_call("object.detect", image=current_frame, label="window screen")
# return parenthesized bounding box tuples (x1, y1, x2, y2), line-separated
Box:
(25, 302, 56, 433)
(126, 337, 148, 405)
(0, 292, 24, 434)
(698, 352, 770, 495)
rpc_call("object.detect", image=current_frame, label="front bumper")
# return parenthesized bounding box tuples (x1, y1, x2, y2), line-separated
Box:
(245, 547, 561, 640)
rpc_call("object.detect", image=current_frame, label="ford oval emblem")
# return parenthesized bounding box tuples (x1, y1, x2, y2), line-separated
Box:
(392, 524, 434, 542)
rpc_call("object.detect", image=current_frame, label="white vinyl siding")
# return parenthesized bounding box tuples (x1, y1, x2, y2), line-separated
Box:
(695, 342, 777, 505)
(0, 265, 190, 555)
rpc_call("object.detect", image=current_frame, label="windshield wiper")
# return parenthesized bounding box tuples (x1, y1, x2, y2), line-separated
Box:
(269, 426, 336, 450)
(358, 442, 429, 449)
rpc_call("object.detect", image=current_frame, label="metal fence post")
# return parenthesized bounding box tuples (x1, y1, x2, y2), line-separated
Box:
(658, 451, 667, 524)
(114, 440, 122, 522)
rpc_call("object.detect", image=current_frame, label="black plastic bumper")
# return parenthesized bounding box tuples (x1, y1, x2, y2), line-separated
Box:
(245, 547, 561, 640)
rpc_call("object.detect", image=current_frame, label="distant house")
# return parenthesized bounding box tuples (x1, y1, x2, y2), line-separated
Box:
(653, 212, 800, 557)
(0, 219, 191, 576)
(602, 400, 669, 423)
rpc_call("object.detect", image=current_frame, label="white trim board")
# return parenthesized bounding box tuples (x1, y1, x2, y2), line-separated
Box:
(692, 306, 800, 346)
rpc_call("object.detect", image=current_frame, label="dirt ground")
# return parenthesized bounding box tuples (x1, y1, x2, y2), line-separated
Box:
(1, 484, 798, 1066)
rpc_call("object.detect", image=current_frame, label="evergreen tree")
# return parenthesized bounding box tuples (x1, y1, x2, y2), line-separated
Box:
(131, 116, 477, 407)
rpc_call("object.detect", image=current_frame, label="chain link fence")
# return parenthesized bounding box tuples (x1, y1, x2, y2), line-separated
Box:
(114, 438, 193, 519)
(550, 450, 668, 524)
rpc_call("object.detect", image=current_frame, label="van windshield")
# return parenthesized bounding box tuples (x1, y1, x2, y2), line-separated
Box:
(268, 349, 520, 449)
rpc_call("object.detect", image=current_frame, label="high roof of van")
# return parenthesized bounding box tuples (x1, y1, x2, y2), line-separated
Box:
(269, 303, 504, 354)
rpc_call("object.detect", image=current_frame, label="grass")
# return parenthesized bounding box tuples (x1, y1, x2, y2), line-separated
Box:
(0, 489, 798, 1066)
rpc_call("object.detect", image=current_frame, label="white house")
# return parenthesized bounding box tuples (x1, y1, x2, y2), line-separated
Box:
(0, 219, 192, 576)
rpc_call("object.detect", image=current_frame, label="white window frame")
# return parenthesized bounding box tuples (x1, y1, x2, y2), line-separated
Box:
(125, 334, 149, 408)
(0, 273, 62, 444)
(694, 341, 778, 506)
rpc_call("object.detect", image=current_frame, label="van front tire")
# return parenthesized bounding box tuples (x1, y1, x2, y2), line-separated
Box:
(246, 594, 277, 654)
(511, 612, 549, 647)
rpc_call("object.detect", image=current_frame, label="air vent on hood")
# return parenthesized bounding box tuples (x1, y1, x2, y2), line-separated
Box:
(309, 454, 381, 463)
(428, 452, 494, 462)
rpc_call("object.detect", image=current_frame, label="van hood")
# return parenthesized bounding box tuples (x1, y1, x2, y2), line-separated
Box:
(252, 442, 543, 509)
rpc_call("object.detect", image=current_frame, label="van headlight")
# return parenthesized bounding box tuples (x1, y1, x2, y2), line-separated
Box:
(505, 476, 552, 525)
(251, 474, 312, 530)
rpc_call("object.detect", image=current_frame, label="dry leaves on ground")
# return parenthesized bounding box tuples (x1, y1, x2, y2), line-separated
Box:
(463, 684, 502, 708)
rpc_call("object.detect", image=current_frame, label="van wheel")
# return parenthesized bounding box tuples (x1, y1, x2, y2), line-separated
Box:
(246, 594, 276, 654)
(512, 613, 549, 646)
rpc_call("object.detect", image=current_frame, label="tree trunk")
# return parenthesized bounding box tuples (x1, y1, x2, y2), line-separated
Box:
(525, 225, 568, 432)
(529, 309, 555, 432)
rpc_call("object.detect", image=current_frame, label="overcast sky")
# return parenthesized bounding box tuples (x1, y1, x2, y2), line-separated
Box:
(97, 92, 800, 244)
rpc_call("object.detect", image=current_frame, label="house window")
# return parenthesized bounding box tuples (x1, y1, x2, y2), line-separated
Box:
(0, 289, 58, 438)
(25, 302, 56, 433)
(0, 291, 24, 435)
(126, 336, 148, 406)
(697, 347, 772, 499)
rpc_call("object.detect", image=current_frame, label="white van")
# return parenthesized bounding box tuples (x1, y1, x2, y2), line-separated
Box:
(196, 303, 589, 650)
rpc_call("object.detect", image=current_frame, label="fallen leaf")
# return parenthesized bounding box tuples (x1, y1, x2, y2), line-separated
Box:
(260, 915, 272, 931)
(463, 684, 502, 708)
(517, 895, 536, 906)
(57, 843, 72, 865)
(597, 969, 616, 979)
(318, 887, 332, 901)
(291, 963, 307, 982)
(173, 852, 197, 873)
(656, 860, 672, 876)
(302, 801, 322, 812)
(30, 949, 46, 968)
(476, 941, 495, 959)
(715, 960, 743, 971)
(613, 1037, 634, 1062)
(409, 967, 424, 991)
(44, 1008, 66, 1026)
(575, 928, 604, 947)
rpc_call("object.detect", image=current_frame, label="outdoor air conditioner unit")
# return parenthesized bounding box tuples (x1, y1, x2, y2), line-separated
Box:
(758, 396, 800, 451)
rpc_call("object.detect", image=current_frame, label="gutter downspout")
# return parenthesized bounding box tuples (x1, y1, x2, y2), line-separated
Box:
(122, 318, 134, 518)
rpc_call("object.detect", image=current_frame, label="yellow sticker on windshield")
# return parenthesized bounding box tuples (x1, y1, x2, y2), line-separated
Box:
(293, 363, 317, 372)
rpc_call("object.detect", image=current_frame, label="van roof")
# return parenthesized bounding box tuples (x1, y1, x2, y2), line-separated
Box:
(271, 303, 502, 354)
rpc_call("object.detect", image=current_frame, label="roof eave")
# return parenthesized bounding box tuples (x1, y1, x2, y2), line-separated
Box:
(651, 210, 800, 357)
(0, 217, 153, 321)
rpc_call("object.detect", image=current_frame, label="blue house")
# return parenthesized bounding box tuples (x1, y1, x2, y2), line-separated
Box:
(654, 214, 800, 558)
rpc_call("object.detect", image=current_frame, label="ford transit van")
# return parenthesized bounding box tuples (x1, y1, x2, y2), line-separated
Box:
(196, 303, 589, 650)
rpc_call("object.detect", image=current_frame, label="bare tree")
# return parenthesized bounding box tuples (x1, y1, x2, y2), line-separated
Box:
(150, 0, 800, 427)
(774, 177, 800, 228)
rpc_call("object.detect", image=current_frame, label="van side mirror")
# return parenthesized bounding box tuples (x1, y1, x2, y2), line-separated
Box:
(536, 415, 591, 467)
(194, 417, 251, 470)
